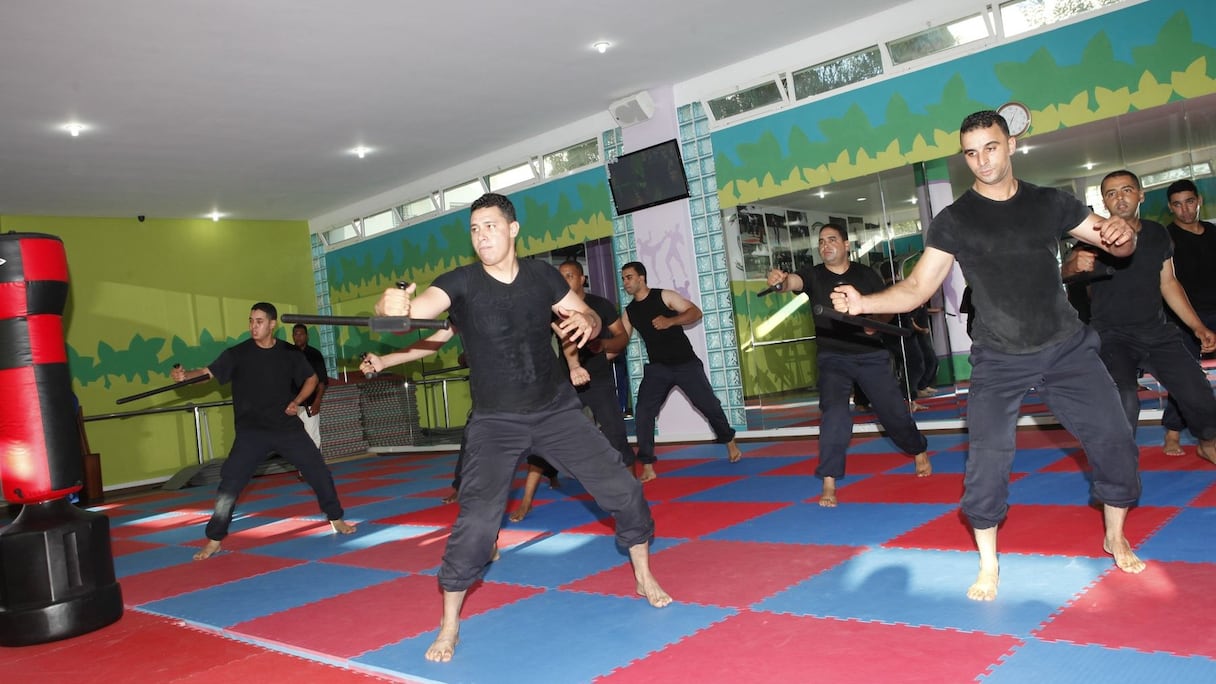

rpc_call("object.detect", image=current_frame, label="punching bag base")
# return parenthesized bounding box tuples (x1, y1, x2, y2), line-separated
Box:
(0, 499, 124, 647)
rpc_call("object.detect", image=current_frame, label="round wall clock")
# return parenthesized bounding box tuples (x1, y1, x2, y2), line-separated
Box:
(998, 101, 1032, 137)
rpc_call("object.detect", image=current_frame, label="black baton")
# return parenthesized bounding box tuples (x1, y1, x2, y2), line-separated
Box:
(812, 304, 913, 337)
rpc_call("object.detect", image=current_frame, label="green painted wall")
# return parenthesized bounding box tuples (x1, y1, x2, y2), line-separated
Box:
(0, 214, 313, 488)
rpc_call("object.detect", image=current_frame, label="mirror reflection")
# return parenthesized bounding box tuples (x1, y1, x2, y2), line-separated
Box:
(724, 92, 1216, 435)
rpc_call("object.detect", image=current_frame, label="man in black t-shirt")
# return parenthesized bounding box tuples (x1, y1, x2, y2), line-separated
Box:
(509, 259, 635, 522)
(613, 261, 743, 483)
(1162, 179, 1216, 454)
(766, 223, 929, 506)
(291, 323, 329, 449)
(172, 303, 355, 561)
(832, 111, 1146, 601)
(375, 193, 669, 664)
(1062, 170, 1216, 464)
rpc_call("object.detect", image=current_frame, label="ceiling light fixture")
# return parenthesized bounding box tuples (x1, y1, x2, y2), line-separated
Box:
(62, 122, 87, 137)
(856, 196, 867, 202)
(208, 210, 224, 222)
(1083, 161, 1095, 170)
(816, 189, 826, 199)
(592, 41, 611, 54)
(351, 146, 371, 159)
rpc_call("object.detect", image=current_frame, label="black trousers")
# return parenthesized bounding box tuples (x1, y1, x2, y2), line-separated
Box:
(634, 359, 736, 465)
(963, 327, 1141, 529)
(577, 378, 636, 467)
(205, 427, 344, 541)
(817, 350, 926, 480)
(1163, 309, 1216, 434)
(439, 385, 654, 592)
(1098, 324, 1216, 440)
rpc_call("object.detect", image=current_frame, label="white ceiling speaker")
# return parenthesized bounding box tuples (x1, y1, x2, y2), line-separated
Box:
(609, 91, 655, 127)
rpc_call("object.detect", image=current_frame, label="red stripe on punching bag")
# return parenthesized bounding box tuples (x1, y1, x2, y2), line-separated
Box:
(19, 237, 69, 283)
(0, 281, 26, 317)
(0, 366, 53, 503)
(27, 314, 67, 365)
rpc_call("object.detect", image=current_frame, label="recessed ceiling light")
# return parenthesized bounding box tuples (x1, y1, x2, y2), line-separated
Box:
(62, 122, 87, 137)
(1083, 161, 1095, 170)
(909, 197, 918, 205)
(592, 41, 611, 54)
(856, 196, 867, 202)
(816, 189, 826, 199)
(351, 146, 372, 159)
(207, 210, 224, 222)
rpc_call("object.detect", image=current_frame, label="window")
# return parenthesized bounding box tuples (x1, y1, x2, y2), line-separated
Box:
(1000, 0, 1124, 38)
(790, 46, 884, 100)
(543, 139, 600, 177)
(886, 14, 991, 65)
(706, 78, 787, 121)
(443, 179, 485, 208)
(1140, 162, 1212, 189)
(488, 162, 536, 191)
(323, 222, 358, 245)
(398, 196, 436, 221)
(361, 209, 398, 237)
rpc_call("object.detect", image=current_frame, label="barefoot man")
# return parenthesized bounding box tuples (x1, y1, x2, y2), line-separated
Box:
(831, 110, 1146, 601)
(376, 193, 670, 663)
(766, 222, 930, 507)
(614, 262, 743, 482)
(171, 302, 356, 561)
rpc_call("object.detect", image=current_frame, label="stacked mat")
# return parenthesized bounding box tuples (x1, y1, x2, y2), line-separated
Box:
(318, 383, 369, 461)
(359, 377, 422, 447)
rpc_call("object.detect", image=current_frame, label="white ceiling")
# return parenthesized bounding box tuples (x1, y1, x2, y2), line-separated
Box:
(0, 0, 901, 222)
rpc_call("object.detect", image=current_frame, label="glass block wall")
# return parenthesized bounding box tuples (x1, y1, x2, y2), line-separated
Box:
(310, 233, 338, 374)
(677, 101, 746, 429)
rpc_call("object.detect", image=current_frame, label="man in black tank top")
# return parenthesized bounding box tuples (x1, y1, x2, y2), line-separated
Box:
(375, 193, 669, 664)
(611, 262, 741, 483)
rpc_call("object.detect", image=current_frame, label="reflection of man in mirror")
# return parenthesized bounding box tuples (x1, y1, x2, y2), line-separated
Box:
(830, 110, 1146, 602)
(1162, 179, 1216, 455)
(616, 261, 743, 482)
(766, 223, 930, 507)
(1062, 170, 1216, 465)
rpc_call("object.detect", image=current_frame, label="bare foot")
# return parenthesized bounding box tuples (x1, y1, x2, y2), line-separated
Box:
(818, 477, 837, 507)
(1104, 537, 1147, 574)
(635, 577, 673, 608)
(441, 490, 458, 504)
(330, 519, 357, 534)
(193, 539, 222, 561)
(727, 439, 743, 463)
(966, 568, 999, 601)
(909, 400, 927, 413)
(424, 622, 460, 662)
(1163, 430, 1184, 456)
(913, 451, 932, 477)
(639, 464, 658, 483)
(1198, 439, 1216, 466)
(508, 502, 532, 522)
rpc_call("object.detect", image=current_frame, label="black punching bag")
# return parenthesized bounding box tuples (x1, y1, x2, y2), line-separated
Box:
(0, 232, 123, 646)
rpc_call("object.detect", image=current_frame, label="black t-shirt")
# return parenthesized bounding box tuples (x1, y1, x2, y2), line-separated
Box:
(294, 344, 329, 405)
(432, 259, 569, 412)
(792, 262, 887, 354)
(208, 338, 315, 432)
(1167, 220, 1216, 313)
(626, 288, 697, 365)
(572, 292, 621, 385)
(927, 181, 1090, 354)
(1086, 220, 1171, 331)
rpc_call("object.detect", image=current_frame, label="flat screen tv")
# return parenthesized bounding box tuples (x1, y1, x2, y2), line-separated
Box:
(607, 139, 691, 215)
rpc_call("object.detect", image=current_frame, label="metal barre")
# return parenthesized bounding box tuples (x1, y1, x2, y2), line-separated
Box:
(812, 304, 912, 337)
(115, 374, 209, 404)
(281, 313, 449, 333)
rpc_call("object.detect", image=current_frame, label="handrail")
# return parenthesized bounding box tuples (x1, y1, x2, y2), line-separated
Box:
(751, 336, 816, 348)
(83, 400, 232, 422)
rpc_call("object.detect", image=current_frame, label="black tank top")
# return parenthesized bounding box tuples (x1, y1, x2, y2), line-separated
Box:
(626, 288, 697, 365)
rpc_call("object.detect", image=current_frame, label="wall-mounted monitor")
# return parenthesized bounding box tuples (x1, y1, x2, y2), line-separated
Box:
(607, 139, 691, 215)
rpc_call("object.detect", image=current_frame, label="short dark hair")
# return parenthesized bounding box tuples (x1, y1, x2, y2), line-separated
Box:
(470, 192, 517, 223)
(621, 261, 647, 279)
(1101, 169, 1141, 189)
(292, 323, 308, 333)
(819, 222, 848, 241)
(251, 302, 278, 320)
(1166, 179, 1199, 199)
(960, 110, 1009, 137)
(559, 259, 584, 275)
